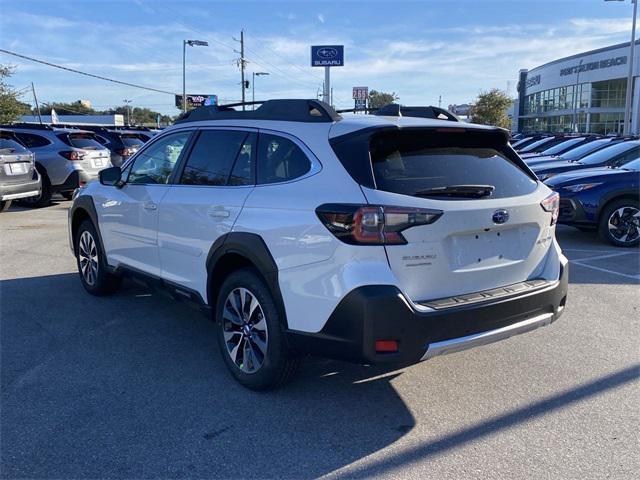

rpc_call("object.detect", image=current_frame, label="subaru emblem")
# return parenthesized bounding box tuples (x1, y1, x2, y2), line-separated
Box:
(492, 209, 509, 224)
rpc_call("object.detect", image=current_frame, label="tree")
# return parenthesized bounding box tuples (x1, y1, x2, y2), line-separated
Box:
(38, 101, 97, 115)
(0, 65, 31, 123)
(368, 90, 399, 110)
(471, 88, 513, 129)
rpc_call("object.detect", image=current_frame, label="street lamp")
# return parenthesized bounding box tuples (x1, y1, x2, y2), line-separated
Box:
(605, 0, 637, 135)
(182, 39, 209, 114)
(123, 99, 132, 125)
(252, 72, 269, 109)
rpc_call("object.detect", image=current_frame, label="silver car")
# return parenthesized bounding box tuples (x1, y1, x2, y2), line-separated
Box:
(0, 129, 41, 212)
(6, 124, 112, 206)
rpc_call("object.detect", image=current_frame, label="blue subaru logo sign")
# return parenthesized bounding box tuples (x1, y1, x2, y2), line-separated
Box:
(311, 45, 344, 67)
(492, 209, 509, 224)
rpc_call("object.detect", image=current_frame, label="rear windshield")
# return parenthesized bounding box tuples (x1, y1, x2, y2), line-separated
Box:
(560, 138, 612, 161)
(541, 137, 585, 155)
(120, 134, 145, 148)
(0, 134, 29, 154)
(57, 132, 104, 150)
(367, 130, 537, 199)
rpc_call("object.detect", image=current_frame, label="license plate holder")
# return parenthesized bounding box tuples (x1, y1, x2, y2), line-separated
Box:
(4, 163, 28, 175)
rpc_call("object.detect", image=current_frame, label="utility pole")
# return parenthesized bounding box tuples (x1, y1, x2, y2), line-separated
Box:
(31, 82, 42, 125)
(624, 0, 637, 135)
(438, 95, 442, 108)
(234, 30, 247, 110)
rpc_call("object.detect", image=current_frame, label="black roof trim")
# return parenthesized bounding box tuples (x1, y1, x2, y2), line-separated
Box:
(175, 99, 342, 124)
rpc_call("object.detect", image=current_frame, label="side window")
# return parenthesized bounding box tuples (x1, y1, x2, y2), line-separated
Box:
(128, 131, 190, 185)
(257, 133, 311, 184)
(229, 133, 256, 186)
(615, 147, 640, 166)
(14, 133, 50, 148)
(180, 130, 247, 186)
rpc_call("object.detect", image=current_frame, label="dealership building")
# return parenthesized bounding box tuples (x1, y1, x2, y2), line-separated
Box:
(514, 40, 638, 135)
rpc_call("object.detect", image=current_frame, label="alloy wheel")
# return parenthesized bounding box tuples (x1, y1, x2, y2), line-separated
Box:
(222, 287, 268, 374)
(607, 206, 640, 244)
(78, 231, 99, 286)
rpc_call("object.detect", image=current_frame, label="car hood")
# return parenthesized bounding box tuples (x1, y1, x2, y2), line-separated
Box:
(545, 167, 633, 187)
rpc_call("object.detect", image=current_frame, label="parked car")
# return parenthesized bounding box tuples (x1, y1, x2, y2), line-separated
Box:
(546, 158, 640, 247)
(525, 137, 621, 167)
(68, 99, 568, 390)
(512, 134, 550, 151)
(533, 140, 640, 182)
(88, 128, 149, 167)
(0, 129, 41, 212)
(3, 124, 112, 206)
(519, 136, 596, 160)
(516, 135, 569, 154)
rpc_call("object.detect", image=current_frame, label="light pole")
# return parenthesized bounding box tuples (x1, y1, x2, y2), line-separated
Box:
(123, 99, 132, 125)
(252, 72, 269, 109)
(605, 0, 637, 134)
(182, 39, 209, 114)
(572, 59, 584, 133)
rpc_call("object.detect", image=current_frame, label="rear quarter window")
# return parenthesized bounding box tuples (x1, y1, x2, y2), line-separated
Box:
(57, 133, 104, 149)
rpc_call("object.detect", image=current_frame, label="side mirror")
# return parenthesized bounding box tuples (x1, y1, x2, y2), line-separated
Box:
(99, 166, 123, 187)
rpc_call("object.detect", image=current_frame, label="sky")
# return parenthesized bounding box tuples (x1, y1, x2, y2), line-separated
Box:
(0, 0, 635, 116)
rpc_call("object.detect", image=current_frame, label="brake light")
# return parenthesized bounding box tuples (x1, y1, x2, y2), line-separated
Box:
(540, 192, 560, 226)
(59, 151, 84, 161)
(316, 204, 442, 245)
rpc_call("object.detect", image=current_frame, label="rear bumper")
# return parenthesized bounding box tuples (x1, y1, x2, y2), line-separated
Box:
(52, 170, 96, 193)
(287, 256, 568, 364)
(0, 176, 42, 201)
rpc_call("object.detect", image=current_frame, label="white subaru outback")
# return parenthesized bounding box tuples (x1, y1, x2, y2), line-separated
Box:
(69, 100, 568, 390)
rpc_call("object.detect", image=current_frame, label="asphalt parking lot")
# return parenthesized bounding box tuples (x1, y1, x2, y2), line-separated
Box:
(1, 199, 638, 479)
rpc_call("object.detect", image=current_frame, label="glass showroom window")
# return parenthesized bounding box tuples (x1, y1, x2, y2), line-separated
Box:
(591, 79, 626, 109)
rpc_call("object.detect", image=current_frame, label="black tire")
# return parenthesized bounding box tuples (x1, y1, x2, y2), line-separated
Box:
(215, 268, 299, 390)
(61, 191, 74, 200)
(0, 200, 11, 212)
(598, 199, 640, 247)
(19, 171, 51, 208)
(75, 219, 121, 295)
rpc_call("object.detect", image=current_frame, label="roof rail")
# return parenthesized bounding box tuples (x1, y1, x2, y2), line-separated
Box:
(374, 104, 460, 122)
(175, 99, 342, 124)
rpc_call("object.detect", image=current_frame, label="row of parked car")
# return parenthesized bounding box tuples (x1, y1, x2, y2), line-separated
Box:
(0, 124, 155, 210)
(511, 133, 639, 247)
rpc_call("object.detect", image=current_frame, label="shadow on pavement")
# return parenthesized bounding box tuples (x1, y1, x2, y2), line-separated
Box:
(1, 273, 414, 479)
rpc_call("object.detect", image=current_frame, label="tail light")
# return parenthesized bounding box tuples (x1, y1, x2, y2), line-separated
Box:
(59, 151, 84, 161)
(316, 204, 442, 245)
(541, 192, 560, 226)
(115, 148, 135, 157)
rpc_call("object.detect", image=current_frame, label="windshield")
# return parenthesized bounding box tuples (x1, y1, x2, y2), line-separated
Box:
(519, 137, 555, 153)
(541, 137, 585, 156)
(120, 134, 145, 148)
(560, 139, 612, 161)
(579, 142, 640, 165)
(622, 158, 640, 171)
(57, 132, 104, 150)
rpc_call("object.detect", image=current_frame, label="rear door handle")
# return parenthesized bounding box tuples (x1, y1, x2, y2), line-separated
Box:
(143, 202, 157, 211)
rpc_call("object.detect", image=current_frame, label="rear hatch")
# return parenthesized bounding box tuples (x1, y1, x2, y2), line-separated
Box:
(0, 132, 35, 184)
(332, 127, 557, 302)
(57, 132, 111, 174)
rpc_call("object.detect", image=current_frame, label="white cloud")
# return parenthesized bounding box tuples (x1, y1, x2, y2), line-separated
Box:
(317, 14, 325, 23)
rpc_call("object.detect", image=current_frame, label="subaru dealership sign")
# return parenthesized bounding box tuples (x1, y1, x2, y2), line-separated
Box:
(311, 45, 344, 67)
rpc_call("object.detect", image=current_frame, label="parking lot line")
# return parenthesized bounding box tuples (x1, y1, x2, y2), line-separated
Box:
(569, 260, 640, 281)
(566, 251, 637, 262)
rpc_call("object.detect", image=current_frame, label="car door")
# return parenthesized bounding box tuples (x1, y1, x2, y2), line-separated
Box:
(157, 128, 256, 297)
(94, 130, 193, 276)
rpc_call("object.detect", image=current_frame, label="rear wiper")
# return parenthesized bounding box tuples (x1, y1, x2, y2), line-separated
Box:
(413, 185, 495, 198)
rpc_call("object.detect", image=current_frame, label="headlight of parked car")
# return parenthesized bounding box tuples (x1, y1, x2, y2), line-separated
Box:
(562, 183, 602, 192)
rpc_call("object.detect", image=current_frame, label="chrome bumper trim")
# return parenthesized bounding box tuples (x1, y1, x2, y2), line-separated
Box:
(1, 190, 40, 201)
(421, 312, 554, 361)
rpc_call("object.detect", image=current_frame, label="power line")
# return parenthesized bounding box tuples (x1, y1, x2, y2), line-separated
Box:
(0, 49, 176, 95)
